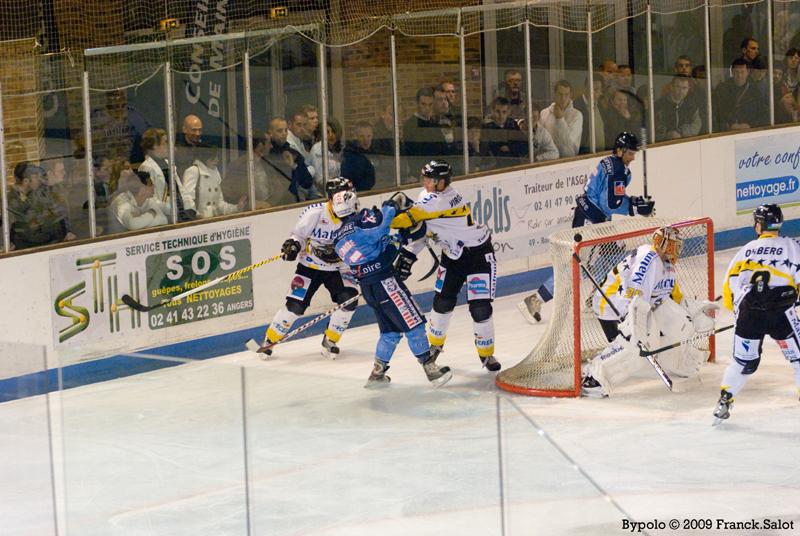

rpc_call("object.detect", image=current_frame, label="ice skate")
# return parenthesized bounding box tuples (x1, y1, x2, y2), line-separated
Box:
(517, 292, 542, 324)
(257, 340, 277, 361)
(364, 360, 391, 389)
(422, 357, 453, 388)
(580, 375, 608, 398)
(320, 334, 340, 360)
(429, 344, 444, 361)
(712, 389, 734, 426)
(480, 355, 501, 372)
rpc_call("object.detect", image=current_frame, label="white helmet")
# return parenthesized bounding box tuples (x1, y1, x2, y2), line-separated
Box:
(331, 189, 359, 218)
(653, 226, 682, 264)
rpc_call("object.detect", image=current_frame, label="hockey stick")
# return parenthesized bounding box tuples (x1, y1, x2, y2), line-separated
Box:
(418, 244, 440, 281)
(572, 234, 673, 390)
(245, 292, 361, 354)
(122, 253, 282, 312)
(639, 324, 733, 357)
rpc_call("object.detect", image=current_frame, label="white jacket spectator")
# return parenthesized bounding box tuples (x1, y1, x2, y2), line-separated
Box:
(107, 171, 168, 233)
(539, 80, 583, 157)
(181, 154, 243, 218)
(138, 155, 175, 217)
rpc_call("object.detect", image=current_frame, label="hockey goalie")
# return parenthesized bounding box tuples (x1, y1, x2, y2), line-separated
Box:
(581, 226, 718, 398)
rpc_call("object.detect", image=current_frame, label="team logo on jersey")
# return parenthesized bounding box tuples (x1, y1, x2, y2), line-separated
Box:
(381, 279, 423, 328)
(434, 267, 447, 292)
(361, 212, 377, 224)
(287, 275, 311, 300)
(631, 251, 656, 285)
(613, 181, 625, 196)
(467, 274, 491, 299)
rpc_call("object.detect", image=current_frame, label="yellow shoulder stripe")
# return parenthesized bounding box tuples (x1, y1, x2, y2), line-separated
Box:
(390, 205, 471, 229)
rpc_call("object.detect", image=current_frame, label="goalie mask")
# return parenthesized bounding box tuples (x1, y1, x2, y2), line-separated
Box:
(331, 190, 359, 218)
(653, 226, 682, 264)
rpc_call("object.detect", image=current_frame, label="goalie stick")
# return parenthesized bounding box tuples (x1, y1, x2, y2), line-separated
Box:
(122, 253, 282, 312)
(245, 292, 361, 354)
(639, 324, 733, 358)
(572, 235, 673, 391)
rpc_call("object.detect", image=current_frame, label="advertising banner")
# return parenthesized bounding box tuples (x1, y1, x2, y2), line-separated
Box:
(735, 133, 800, 213)
(49, 223, 254, 353)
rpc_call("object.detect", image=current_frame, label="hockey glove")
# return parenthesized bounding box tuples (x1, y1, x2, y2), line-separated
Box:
(629, 196, 655, 216)
(281, 238, 302, 261)
(393, 249, 417, 281)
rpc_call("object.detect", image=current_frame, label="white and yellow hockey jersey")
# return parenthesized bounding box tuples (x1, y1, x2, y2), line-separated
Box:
(595, 244, 683, 320)
(290, 201, 345, 271)
(722, 232, 800, 312)
(391, 186, 491, 260)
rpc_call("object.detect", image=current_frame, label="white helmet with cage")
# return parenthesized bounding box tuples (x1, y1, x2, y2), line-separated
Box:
(331, 189, 359, 218)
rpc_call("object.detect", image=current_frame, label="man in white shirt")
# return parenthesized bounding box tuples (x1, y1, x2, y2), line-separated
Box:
(540, 79, 583, 158)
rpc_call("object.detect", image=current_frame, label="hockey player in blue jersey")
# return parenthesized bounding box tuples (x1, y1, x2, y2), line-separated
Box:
(519, 131, 656, 324)
(331, 188, 454, 388)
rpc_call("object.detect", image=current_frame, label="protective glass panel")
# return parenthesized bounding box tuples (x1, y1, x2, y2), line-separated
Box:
(59, 354, 248, 534)
(0, 342, 58, 536)
(772, 1, 800, 125)
(396, 33, 463, 184)
(709, 2, 770, 133)
(329, 29, 396, 192)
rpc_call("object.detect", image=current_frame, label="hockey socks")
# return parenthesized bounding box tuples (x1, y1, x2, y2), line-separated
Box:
(427, 311, 453, 348)
(325, 307, 354, 344)
(266, 309, 301, 343)
(473, 318, 495, 358)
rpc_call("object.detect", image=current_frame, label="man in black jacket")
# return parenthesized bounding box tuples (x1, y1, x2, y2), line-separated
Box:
(266, 117, 314, 202)
(341, 121, 377, 191)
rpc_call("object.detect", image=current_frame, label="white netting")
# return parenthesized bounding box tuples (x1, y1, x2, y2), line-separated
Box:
(496, 217, 714, 397)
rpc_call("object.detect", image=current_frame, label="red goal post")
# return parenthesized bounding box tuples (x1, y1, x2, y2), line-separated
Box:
(496, 217, 715, 398)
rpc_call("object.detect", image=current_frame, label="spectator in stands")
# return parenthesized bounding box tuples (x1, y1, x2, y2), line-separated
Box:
(139, 127, 191, 222)
(574, 74, 606, 153)
(267, 117, 315, 202)
(714, 58, 767, 131)
(41, 158, 76, 239)
(750, 56, 769, 96)
(402, 86, 445, 180)
(495, 69, 527, 121)
(107, 170, 168, 233)
(301, 104, 320, 149)
(466, 116, 495, 172)
(342, 121, 377, 192)
(654, 75, 701, 141)
(225, 131, 295, 209)
(8, 162, 72, 249)
(175, 114, 204, 177)
(311, 119, 344, 194)
(597, 59, 618, 92)
(530, 102, 559, 162)
(777, 48, 800, 123)
(90, 89, 152, 165)
(434, 84, 461, 161)
(90, 155, 114, 209)
(372, 103, 395, 157)
(286, 109, 316, 183)
(440, 79, 461, 122)
(737, 37, 760, 69)
(181, 144, 246, 219)
(540, 80, 583, 158)
(691, 64, 710, 133)
(481, 96, 528, 167)
(603, 89, 642, 144)
(616, 65, 635, 93)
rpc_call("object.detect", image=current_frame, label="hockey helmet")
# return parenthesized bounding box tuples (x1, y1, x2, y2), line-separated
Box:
(653, 226, 683, 264)
(325, 177, 354, 199)
(613, 131, 641, 152)
(753, 203, 783, 232)
(331, 189, 359, 218)
(421, 160, 452, 185)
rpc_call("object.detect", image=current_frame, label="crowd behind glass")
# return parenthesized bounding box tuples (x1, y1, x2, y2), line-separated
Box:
(3, 4, 796, 254)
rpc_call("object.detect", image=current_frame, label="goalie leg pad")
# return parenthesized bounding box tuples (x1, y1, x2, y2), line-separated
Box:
(266, 309, 300, 343)
(586, 335, 649, 396)
(427, 310, 453, 347)
(376, 331, 403, 363)
(652, 298, 695, 343)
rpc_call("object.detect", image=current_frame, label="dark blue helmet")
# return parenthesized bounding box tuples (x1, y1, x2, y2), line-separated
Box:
(753, 204, 783, 232)
(614, 131, 641, 152)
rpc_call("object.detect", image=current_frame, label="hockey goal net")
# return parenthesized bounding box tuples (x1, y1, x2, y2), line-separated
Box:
(496, 217, 715, 397)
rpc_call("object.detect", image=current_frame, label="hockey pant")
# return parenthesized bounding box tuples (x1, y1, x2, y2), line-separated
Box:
(586, 296, 710, 395)
(265, 263, 357, 344)
(721, 301, 800, 396)
(360, 274, 429, 364)
(428, 241, 496, 358)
